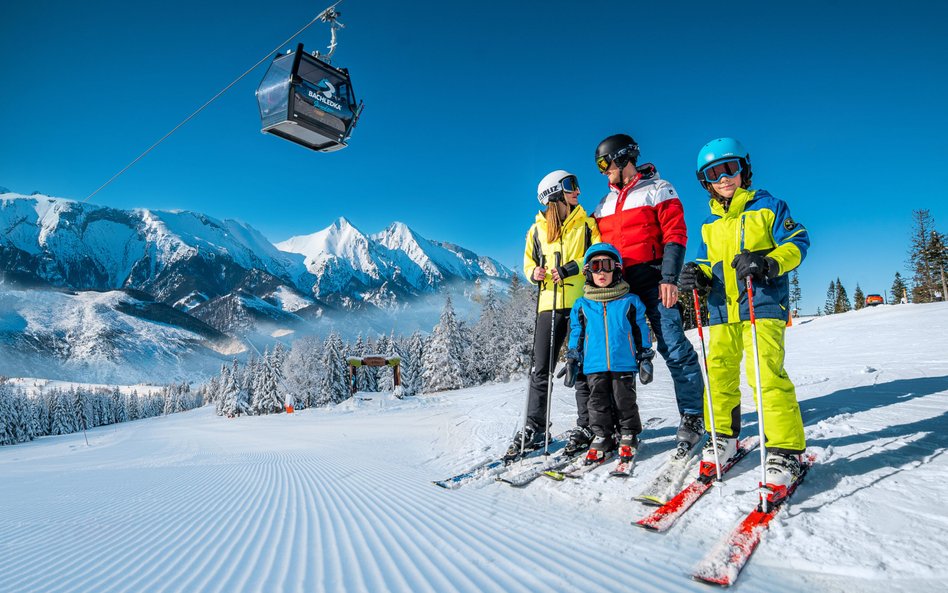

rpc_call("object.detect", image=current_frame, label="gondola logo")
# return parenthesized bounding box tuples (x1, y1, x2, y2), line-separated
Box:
(307, 79, 343, 111)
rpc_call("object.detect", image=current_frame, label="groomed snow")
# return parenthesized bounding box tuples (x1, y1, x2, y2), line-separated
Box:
(1, 303, 946, 593)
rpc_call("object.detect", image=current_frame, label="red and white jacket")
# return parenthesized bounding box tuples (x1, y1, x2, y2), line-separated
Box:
(592, 165, 687, 283)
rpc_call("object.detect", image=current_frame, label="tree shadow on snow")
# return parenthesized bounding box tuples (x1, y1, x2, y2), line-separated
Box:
(799, 411, 948, 510)
(740, 376, 948, 506)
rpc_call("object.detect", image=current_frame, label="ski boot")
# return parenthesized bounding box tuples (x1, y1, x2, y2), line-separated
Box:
(617, 431, 638, 462)
(503, 425, 544, 463)
(676, 414, 704, 449)
(763, 452, 803, 503)
(698, 436, 737, 480)
(563, 426, 594, 457)
(584, 435, 613, 465)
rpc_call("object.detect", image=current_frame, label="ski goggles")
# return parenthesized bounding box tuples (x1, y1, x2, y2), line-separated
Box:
(540, 175, 580, 203)
(588, 258, 617, 273)
(560, 175, 580, 193)
(596, 147, 635, 173)
(699, 158, 743, 184)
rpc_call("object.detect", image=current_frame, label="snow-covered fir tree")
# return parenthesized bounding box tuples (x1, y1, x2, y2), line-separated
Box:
(495, 275, 536, 381)
(422, 294, 466, 393)
(0, 383, 15, 445)
(824, 281, 837, 315)
(252, 348, 284, 415)
(284, 337, 323, 409)
(467, 282, 503, 385)
(376, 331, 396, 392)
(220, 359, 251, 417)
(127, 391, 141, 421)
(50, 389, 76, 435)
(319, 331, 350, 405)
(400, 332, 426, 397)
(362, 336, 380, 392)
(790, 270, 802, 315)
(853, 284, 865, 310)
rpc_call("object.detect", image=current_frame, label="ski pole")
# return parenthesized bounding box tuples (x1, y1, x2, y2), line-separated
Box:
(746, 275, 769, 512)
(544, 252, 562, 456)
(692, 288, 722, 486)
(521, 254, 546, 458)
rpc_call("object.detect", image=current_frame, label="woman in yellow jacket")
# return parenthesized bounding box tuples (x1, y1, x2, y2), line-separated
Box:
(506, 170, 601, 460)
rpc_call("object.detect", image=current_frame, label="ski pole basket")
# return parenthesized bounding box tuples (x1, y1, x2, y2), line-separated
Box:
(255, 43, 363, 152)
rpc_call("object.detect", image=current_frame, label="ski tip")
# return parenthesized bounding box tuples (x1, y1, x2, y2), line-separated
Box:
(634, 495, 667, 506)
(691, 573, 733, 587)
(543, 470, 566, 481)
(632, 519, 661, 532)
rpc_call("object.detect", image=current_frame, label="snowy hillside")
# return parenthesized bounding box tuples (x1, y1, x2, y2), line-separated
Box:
(0, 288, 238, 383)
(2, 302, 945, 593)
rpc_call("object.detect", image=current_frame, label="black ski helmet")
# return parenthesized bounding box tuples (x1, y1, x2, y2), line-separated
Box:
(595, 134, 640, 171)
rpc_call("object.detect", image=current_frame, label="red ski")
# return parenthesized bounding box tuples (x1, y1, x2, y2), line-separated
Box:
(691, 455, 816, 587)
(634, 436, 759, 533)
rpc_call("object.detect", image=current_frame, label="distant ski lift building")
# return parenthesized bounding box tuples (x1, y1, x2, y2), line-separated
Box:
(256, 43, 363, 152)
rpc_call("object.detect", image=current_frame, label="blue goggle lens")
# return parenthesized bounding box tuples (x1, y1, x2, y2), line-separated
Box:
(700, 159, 743, 183)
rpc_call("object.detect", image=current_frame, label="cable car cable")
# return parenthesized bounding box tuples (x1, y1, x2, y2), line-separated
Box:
(83, 0, 344, 203)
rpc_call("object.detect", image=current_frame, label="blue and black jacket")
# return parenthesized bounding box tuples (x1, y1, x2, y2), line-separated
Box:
(568, 293, 652, 374)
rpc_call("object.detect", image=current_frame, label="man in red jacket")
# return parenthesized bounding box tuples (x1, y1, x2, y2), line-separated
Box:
(592, 134, 705, 452)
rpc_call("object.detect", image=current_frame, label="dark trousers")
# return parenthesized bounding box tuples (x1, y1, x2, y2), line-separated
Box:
(625, 266, 705, 417)
(526, 309, 590, 431)
(587, 371, 641, 438)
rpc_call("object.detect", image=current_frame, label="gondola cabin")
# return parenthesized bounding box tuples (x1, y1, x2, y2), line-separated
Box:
(256, 43, 363, 152)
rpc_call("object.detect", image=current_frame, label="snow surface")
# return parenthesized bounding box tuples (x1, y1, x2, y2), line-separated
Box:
(1, 303, 946, 593)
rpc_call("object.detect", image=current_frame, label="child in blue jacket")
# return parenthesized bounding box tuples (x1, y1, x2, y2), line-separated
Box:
(564, 243, 655, 464)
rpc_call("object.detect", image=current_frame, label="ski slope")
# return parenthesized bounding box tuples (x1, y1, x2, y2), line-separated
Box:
(1, 303, 946, 593)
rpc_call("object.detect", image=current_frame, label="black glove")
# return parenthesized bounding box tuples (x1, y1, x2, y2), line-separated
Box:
(679, 262, 711, 294)
(557, 348, 583, 388)
(636, 348, 654, 385)
(731, 250, 779, 282)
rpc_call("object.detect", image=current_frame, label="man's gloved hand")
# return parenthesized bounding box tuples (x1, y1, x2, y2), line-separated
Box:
(636, 348, 654, 385)
(556, 348, 583, 388)
(679, 262, 711, 294)
(731, 250, 779, 282)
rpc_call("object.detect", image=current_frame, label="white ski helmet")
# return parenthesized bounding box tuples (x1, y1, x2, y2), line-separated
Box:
(537, 170, 580, 205)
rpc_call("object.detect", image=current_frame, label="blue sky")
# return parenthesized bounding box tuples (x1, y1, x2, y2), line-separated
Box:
(2, 0, 947, 313)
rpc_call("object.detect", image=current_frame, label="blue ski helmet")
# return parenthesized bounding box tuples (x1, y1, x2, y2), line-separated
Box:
(695, 138, 752, 189)
(583, 243, 623, 286)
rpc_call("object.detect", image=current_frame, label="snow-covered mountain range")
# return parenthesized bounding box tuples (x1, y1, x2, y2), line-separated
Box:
(0, 190, 514, 381)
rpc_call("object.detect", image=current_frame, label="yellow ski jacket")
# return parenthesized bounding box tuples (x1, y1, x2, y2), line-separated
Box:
(523, 205, 601, 312)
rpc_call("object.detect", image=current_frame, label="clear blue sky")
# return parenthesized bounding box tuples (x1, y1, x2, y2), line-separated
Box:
(2, 0, 947, 313)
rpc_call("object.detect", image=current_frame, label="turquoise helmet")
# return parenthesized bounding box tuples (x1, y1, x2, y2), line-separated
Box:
(695, 137, 752, 188)
(583, 243, 622, 286)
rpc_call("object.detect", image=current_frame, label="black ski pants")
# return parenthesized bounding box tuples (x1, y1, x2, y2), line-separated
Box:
(587, 371, 642, 438)
(526, 309, 590, 431)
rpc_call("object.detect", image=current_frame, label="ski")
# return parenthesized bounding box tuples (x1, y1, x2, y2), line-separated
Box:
(634, 442, 700, 506)
(634, 436, 759, 532)
(544, 451, 614, 480)
(609, 441, 643, 478)
(433, 458, 505, 490)
(691, 455, 816, 587)
(432, 431, 568, 489)
(495, 449, 583, 487)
